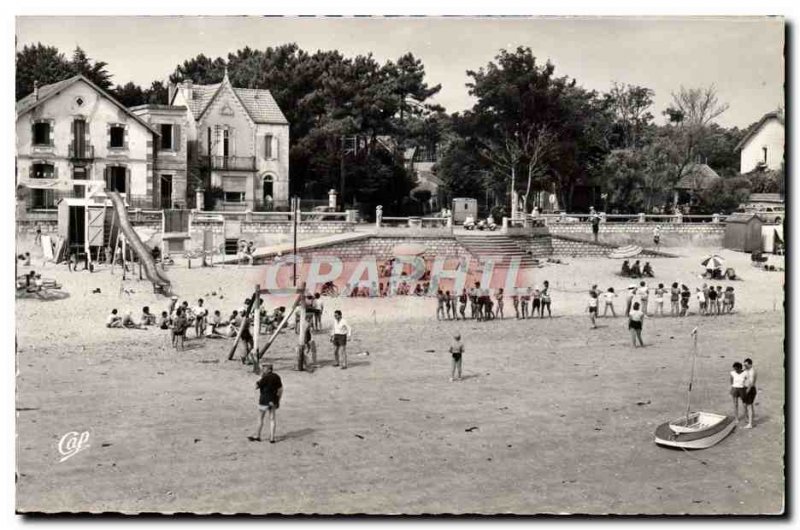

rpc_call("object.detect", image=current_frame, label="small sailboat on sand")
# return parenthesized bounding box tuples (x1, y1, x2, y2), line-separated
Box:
(654, 328, 736, 449)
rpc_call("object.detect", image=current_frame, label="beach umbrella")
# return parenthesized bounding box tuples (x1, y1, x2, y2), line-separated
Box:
(701, 255, 725, 269)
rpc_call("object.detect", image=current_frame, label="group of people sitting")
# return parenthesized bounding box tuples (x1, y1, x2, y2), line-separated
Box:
(104, 292, 328, 352)
(620, 260, 655, 278)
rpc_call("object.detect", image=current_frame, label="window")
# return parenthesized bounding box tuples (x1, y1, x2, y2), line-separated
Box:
(224, 192, 245, 203)
(31, 189, 57, 210)
(160, 124, 173, 150)
(264, 135, 273, 159)
(33, 122, 51, 146)
(762, 147, 768, 164)
(107, 166, 127, 193)
(32, 163, 55, 179)
(109, 125, 125, 148)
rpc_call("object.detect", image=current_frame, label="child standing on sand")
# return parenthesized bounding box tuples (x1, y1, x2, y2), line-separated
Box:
(521, 287, 530, 319)
(436, 290, 445, 321)
(541, 281, 552, 318)
(587, 291, 598, 328)
(602, 287, 617, 317)
(496, 288, 505, 319)
(628, 302, 645, 347)
(458, 289, 468, 320)
(512, 291, 520, 319)
(444, 291, 453, 320)
(670, 282, 680, 316)
(653, 284, 666, 316)
(532, 287, 542, 318)
(449, 333, 464, 382)
(730, 361, 747, 423)
(680, 285, 691, 317)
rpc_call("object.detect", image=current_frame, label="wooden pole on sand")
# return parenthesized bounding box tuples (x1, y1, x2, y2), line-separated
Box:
(227, 296, 256, 361)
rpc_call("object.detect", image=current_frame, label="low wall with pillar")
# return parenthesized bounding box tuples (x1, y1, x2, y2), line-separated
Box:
(547, 222, 726, 248)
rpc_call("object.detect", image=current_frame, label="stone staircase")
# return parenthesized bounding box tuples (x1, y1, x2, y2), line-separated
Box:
(456, 233, 540, 268)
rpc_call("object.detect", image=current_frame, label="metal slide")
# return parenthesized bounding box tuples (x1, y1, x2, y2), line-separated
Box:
(106, 191, 171, 292)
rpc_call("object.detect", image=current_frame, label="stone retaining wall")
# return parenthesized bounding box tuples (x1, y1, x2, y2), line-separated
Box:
(284, 236, 471, 262)
(548, 222, 725, 248)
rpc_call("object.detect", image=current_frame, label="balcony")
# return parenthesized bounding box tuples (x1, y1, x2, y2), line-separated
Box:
(198, 155, 256, 172)
(69, 143, 95, 161)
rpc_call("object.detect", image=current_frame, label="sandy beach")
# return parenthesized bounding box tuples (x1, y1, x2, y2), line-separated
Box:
(15, 244, 785, 514)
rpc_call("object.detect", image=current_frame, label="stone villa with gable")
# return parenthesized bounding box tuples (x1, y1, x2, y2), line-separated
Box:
(169, 70, 290, 211)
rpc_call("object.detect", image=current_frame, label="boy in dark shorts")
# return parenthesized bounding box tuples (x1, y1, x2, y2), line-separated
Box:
(239, 312, 254, 362)
(458, 289, 468, 320)
(743, 358, 757, 428)
(172, 308, 187, 350)
(249, 364, 283, 443)
(449, 333, 464, 382)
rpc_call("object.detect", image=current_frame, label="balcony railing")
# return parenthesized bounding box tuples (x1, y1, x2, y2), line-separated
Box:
(68, 143, 95, 160)
(198, 155, 256, 171)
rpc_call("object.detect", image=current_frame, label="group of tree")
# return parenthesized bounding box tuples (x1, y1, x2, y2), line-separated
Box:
(17, 42, 780, 215)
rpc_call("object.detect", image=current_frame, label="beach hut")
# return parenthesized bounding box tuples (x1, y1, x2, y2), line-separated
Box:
(723, 212, 763, 253)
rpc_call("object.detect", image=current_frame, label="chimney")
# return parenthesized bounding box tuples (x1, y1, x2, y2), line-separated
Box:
(185, 79, 193, 101)
(167, 82, 176, 104)
(33, 80, 39, 101)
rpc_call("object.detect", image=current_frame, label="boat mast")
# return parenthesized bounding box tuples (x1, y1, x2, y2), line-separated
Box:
(686, 327, 698, 423)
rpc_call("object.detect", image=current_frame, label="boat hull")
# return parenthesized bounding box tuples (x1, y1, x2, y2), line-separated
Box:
(654, 413, 736, 449)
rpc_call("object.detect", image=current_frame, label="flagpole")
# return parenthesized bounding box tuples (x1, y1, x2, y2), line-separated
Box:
(686, 327, 698, 424)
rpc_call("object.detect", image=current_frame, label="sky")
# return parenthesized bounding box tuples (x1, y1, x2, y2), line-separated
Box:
(15, 16, 785, 128)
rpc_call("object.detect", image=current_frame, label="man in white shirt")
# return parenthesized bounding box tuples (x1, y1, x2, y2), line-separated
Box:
(193, 298, 208, 338)
(330, 310, 352, 369)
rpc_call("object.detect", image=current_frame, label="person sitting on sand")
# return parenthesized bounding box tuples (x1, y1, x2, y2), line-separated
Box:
(141, 306, 157, 326)
(642, 262, 654, 278)
(414, 283, 424, 296)
(225, 310, 238, 337)
(106, 309, 123, 328)
(122, 311, 143, 329)
(630, 260, 642, 278)
(158, 311, 171, 330)
(621, 260, 631, 277)
(207, 310, 225, 338)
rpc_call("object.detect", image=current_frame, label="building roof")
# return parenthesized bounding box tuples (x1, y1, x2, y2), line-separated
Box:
(129, 104, 188, 113)
(735, 110, 785, 151)
(173, 71, 288, 125)
(674, 163, 722, 190)
(15, 75, 160, 136)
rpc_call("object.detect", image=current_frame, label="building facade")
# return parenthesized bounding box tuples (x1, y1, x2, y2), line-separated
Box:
(169, 71, 290, 210)
(16, 75, 162, 212)
(736, 110, 785, 174)
(130, 104, 190, 209)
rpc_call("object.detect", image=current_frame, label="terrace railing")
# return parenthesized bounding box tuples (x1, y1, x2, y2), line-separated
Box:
(198, 155, 257, 171)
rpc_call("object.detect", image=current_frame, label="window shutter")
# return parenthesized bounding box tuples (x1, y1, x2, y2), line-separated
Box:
(174, 125, 181, 152)
(126, 167, 131, 194)
(274, 136, 279, 160)
(49, 121, 54, 146)
(31, 122, 36, 145)
(264, 135, 271, 159)
(123, 126, 129, 150)
(104, 166, 110, 190)
(54, 165, 59, 180)
(28, 164, 33, 179)
(107, 124, 111, 149)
